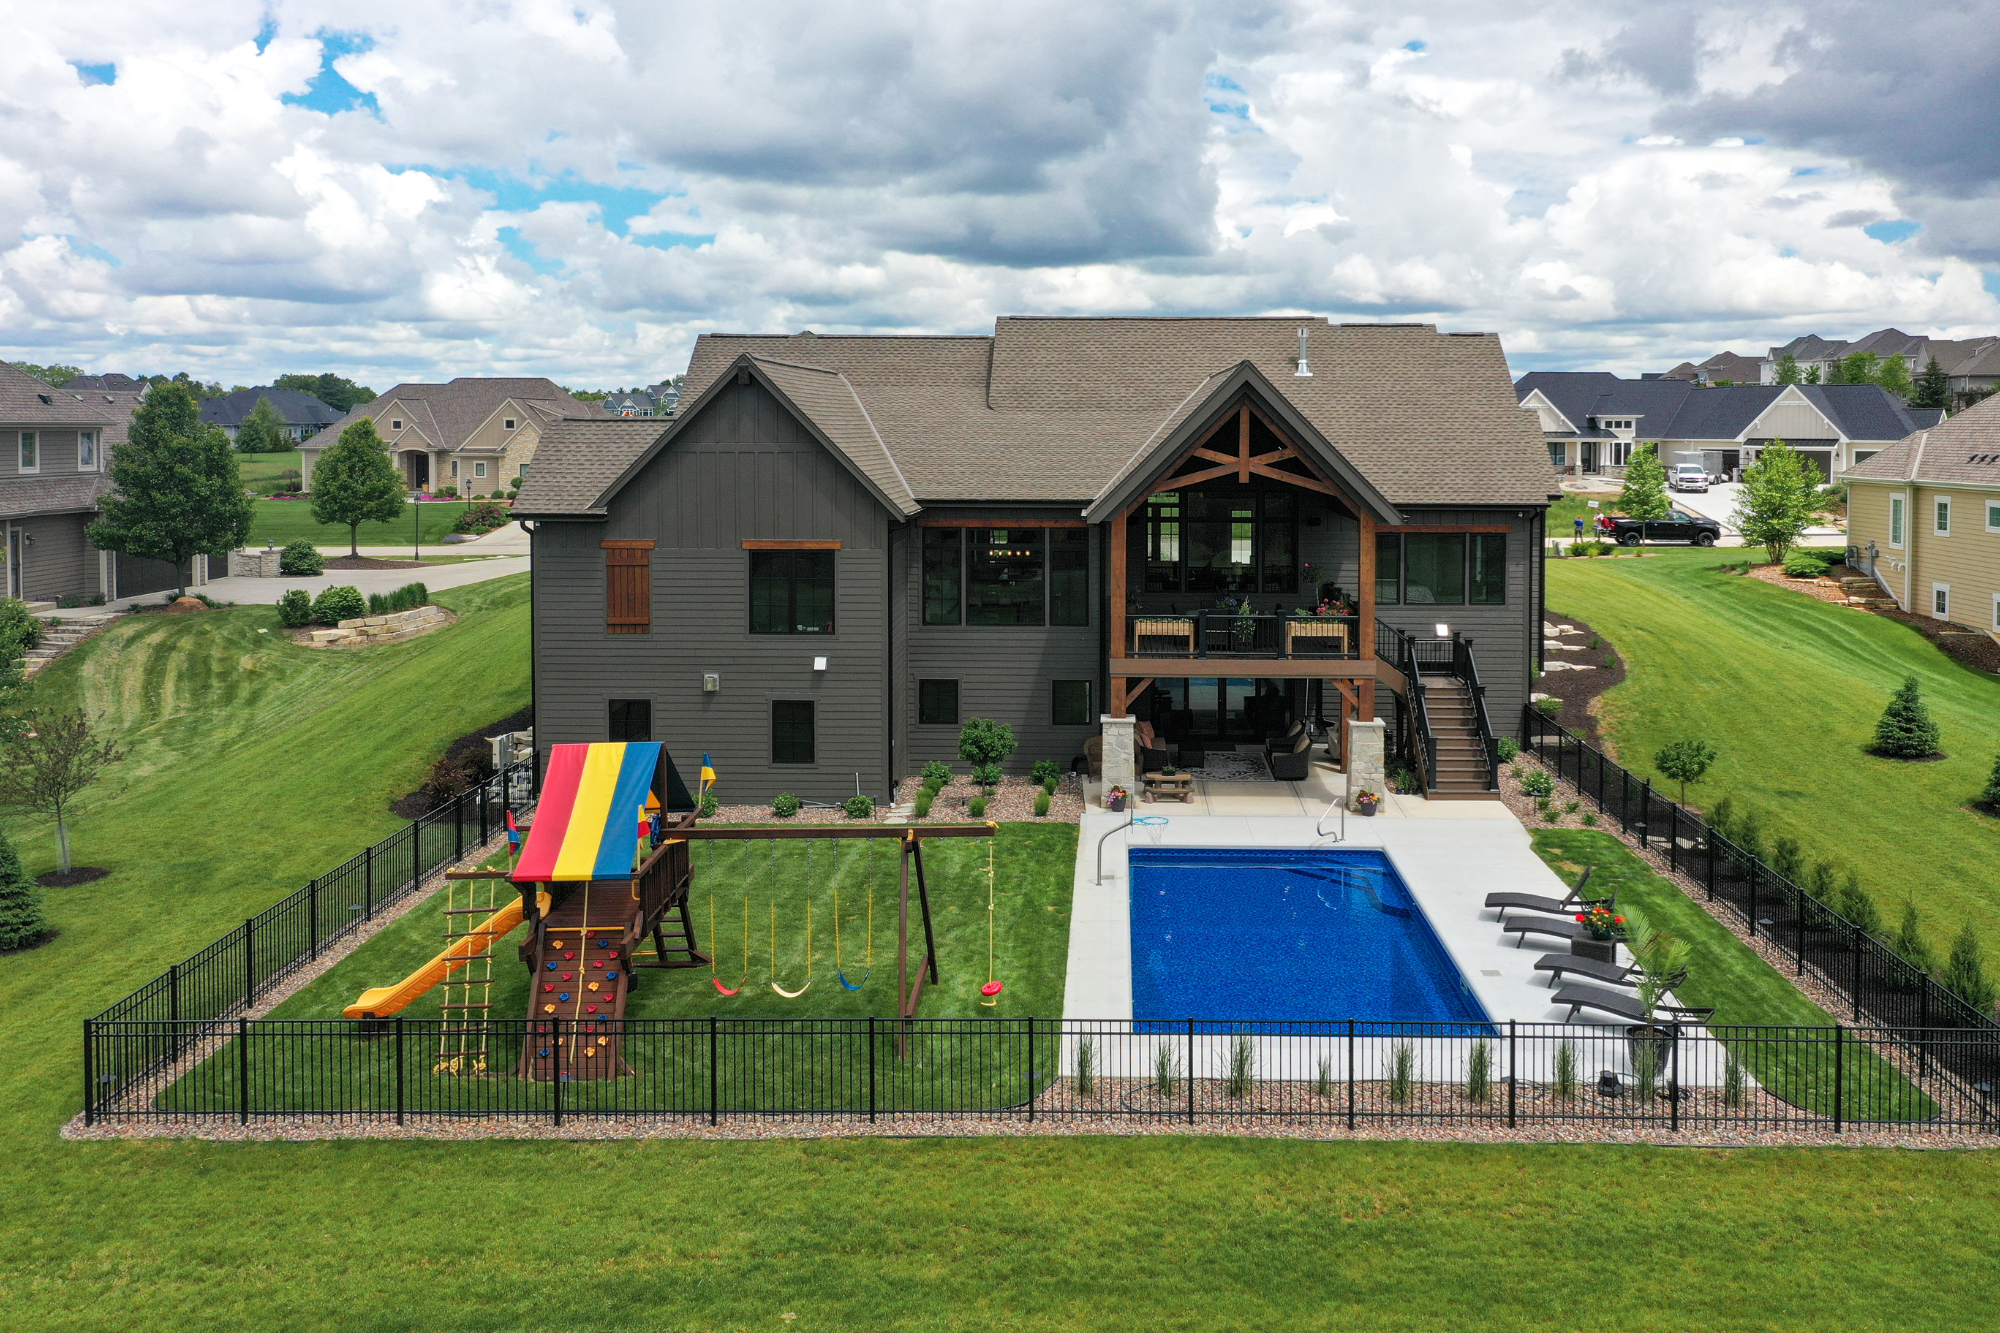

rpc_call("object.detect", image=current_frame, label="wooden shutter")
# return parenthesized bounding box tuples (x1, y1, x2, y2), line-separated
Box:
(603, 540, 654, 634)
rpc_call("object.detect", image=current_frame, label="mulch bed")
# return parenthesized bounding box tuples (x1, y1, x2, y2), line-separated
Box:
(388, 705, 533, 817)
(1533, 613, 1627, 754)
(35, 867, 108, 887)
(1744, 560, 2000, 676)
(322, 557, 427, 570)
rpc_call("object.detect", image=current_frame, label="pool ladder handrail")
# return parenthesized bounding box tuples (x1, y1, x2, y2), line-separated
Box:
(1315, 792, 1346, 842)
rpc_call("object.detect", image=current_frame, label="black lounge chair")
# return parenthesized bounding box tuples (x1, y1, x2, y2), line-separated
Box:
(1533, 954, 1637, 988)
(1267, 729, 1314, 781)
(1485, 867, 1605, 919)
(1502, 917, 1587, 947)
(1551, 982, 1713, 1025)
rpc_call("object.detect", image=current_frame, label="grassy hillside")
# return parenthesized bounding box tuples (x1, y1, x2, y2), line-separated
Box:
(1547, 549, 2000, 954)
(245, 498, 487, 548)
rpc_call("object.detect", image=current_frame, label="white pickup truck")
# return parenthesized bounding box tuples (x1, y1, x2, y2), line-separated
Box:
(1669, 452, 1711, 491)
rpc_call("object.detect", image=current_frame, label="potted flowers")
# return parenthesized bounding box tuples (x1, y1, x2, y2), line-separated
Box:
(1571, 903, 1626, 964)
(1107, 785, 1128, 813)
(1352, 789, 1380, 816)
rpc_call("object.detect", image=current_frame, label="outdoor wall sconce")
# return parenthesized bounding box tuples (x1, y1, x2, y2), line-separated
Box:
(1434, 623, 1449, 638)
(812, 657, 827, 672)
(702, 673, 719, 693)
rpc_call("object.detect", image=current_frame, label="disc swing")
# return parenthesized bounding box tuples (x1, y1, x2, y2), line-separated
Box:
(836, 838, 873, 991)
(978, 832, 1003, 1006)
(771, 837, 813, 998)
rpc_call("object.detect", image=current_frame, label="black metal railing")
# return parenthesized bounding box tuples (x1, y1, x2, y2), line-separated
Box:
(1451, 635, 1502, 793)
(86, 758, 538, 1095)
(1522, 708, 2000, 1080)
(82, 1015, 2000, 1131)
(1125, 612, 1362, 660)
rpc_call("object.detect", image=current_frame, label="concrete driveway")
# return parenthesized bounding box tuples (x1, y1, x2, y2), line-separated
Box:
(1667, 481, 1846, 542)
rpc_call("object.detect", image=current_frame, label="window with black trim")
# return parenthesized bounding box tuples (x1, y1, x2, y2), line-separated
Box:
(922, 528, 962, 625)
(772, 700, 815, 764)
(608, 699, 652, 742)
(1377, 532, 1505, 606)
(1469, 534, 1506, 604)
(1049, 529, 1089, 625)
(1375, 533, 1402, 605)
(967, 528, 1045, 625)
(917, 679, 959, 726)
(1138, 490, 1295, 594)
(750, 550, 835, 634)
(1051, 680, 1092, 726)
(1403, 533, 1465, 604)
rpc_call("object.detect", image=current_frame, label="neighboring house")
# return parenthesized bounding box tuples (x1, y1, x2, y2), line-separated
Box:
(602, 391, 654, 417)
(1845, 393, 2000, 636)
(301, 378, 605, 495)
(199, 387, 342, 443)
(1662, 351, 1766, 385)
(62, 373, 151, 392)
(647, 380, 680, 415)
(1517, 373, 1942, 482)
(1760, 328, 1999, 387)
(0, 364, 209, 603)
(515, 318, 1553, 805)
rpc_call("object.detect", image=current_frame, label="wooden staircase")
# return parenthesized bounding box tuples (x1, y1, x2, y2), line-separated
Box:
(1420, 677, 1498, 799)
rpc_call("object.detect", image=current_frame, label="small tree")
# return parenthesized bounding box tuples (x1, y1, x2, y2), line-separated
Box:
(0, 599, 38, 737)
(309, 418, 406, 556)
(1617, 444, 1670, 522)
(1803, 364, 1822, 385)
(0, 826, 50, 951)
(957, 718, 1017, 770)
(1943, 924, 1997, 1015)
(1834, 351, 1880, 386)
(1836, 868, 1883, 936)
(235, 396, 286, 454)
(1774, 352, 1802, 386)
(1872, 674, 1941, 759)
(1874, 354, 1914, 400)
(1893, 899, 1940, 976)
(1978, 749, 2000, 814)
(88, 382, 253, 596)
(1911, 356, 1952, 412)
(1653, 737, 1716, 805)
(1732, 439, 1817, 564)
(0, 713, 124, 875)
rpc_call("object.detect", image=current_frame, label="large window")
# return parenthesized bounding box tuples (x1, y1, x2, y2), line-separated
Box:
(608, 699, 651, 742)
(1049, 529, 1089, 626)
(1051, 680, 1092, 726)
(1141, 491, 1296, 595)
(968, 528, 1045, 625)
(1376, 531, 1505, 606)
(917, 679, 959, 726)
(750, 550, 835, 634)
(771, 701, 815, 764)
(923, 528, 962, 625)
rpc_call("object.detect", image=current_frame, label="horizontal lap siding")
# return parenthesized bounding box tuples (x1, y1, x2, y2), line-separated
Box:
(13, 514, 93, 601)
(1379, 510, 1540, 730)
(1912, 486, 2000, 632)
(532, 380, 891, 804)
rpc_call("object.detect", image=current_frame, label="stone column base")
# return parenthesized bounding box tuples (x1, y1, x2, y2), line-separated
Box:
(1347, 718, 1386, 808)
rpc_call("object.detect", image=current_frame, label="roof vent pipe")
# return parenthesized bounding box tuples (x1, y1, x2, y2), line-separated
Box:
(1294, 328, 1313, 378)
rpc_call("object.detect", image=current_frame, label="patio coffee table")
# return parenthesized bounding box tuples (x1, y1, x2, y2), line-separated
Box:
(1142, 770, 1195, 804)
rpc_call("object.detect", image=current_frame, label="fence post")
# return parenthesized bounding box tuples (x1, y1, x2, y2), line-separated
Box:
(309, 878, 320, 962)
(1795, 881, 1806, 975)
(169, 963, 180, 1023)
(395, 1016, 405, 1127)
(237, 1016, 249, 1127)
(870, 1015, 879, 1124)
(242, 918, 255, 1008)
(1506, 1021, 1517, 1129)
(1705, 821, 1716, 899)
(553, 1019, 564, 1128)
(454, 790, 465, 862)
(1668, 803, 1679, 873)
(1638, 780, 1652, 855)
(1852, 927, 1864, 1020)
(1832, 1025, 1844, 1134)
(1669, 1027, 1680, 1132)
(412, 818, 421, 894)
(1188, 1017, 1197, 1126)
(364, 844, 374, 920)
(480, 776, 490, 846)
(82, 1019, 95, 1127)
(1619, 768, 1629, 833)
(1747, 862, 1759, 938)
(1918, 983, 1930, 1078)
(708, 1015, 718, 1127)
(1346, 1019, 1356, 1131)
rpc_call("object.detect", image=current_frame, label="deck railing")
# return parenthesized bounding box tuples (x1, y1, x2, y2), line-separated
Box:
(1125, 611, 1362, 659)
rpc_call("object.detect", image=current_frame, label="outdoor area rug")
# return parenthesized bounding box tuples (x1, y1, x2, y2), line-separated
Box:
(1186, 751, 1270, 782)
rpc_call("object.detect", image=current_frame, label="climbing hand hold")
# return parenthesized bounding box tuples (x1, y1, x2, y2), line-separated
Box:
(543, 984, 555, 992)
(559, 993, 571, 1001)
(606, 971, 617, 980)
(561, 972, 572, 981)
(546, 962, 557, 971)
(586, 1005, 598, 1013)
(543, 1004, 556, 1014)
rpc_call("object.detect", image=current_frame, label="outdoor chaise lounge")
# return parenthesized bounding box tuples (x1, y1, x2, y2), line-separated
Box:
(1532, 954, 1637, 988)
(1501, 916, 1589, 946)
(1551, 982, 1714, 1025)
(1484, 867, 1602, 919)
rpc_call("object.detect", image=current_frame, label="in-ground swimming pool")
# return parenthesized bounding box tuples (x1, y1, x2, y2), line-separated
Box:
(1129, 847, 1491, 1030)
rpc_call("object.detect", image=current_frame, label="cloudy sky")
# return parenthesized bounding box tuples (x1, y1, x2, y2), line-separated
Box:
(5, 0, 1999, 388)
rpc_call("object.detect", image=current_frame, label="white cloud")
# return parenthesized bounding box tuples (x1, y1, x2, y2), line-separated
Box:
(0, 0, 1994, 386)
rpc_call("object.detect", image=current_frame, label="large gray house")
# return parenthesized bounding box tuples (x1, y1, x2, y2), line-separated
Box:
(514, 318, 1554, 804)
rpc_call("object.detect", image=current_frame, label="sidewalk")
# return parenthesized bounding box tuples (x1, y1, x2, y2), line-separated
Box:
(312, 521, 532, 559)
(40, 555, 530, 619)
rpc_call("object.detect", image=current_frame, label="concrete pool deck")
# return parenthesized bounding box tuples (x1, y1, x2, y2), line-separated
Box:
(1062, 787, 1639, 1030)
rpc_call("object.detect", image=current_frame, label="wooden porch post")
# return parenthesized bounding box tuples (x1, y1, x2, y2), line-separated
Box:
(1110, 509, 1129, 716)
(1357, 512, 1378, 722)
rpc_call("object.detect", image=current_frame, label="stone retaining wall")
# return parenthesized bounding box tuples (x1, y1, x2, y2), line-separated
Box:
(305, 604, 451, 647)
(228, 548, 285, 577)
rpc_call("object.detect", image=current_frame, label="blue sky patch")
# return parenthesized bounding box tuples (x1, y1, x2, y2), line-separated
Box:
(255, 16, 277, 54)
(71, 63, 115, 86)
(1864, 219, 1920, 244)
(496, 227, 561, 276)
(1984, 271, 2000, 299)
(1204, 74, 1244, 92)
(1205, 98, 1250, 120)
(1404, 39, 1428, 52)
(454, 169, 714, 249)
(282, 31, 380, 116)
(1791, 166, 1824, 177)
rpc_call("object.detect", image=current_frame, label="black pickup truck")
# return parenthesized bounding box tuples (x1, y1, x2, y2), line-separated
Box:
(1599, 510, 1722, 546)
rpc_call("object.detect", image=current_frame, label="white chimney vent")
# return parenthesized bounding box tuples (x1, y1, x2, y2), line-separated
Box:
(1294, 327, 1313, 378)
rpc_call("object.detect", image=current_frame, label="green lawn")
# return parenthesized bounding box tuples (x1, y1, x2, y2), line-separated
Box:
(1532, 831, 1933, 1121)
(237, 448, 302, 492)
(1547, 548, 2000, 957)
(246, 498, 488, 548)
(5, 565, 2000, 1328)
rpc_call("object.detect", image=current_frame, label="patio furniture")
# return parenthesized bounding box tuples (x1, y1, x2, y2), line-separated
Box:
(1136, 721, 1178, 773)
(1267, 730, 1313, 781)
(1533, 954, 1638, 988)
(1484, 869, 1609, 920)
(1142, 770, 1195, 804)
(1502, 916, 1587, 947)
(1263, 720, 1306, 761)
(1283, 619, 1349, 656)
(1133, 617, 1195, 654)
(1551, 982, 1713, 1025)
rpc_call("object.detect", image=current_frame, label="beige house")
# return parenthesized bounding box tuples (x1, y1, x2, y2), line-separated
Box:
(1845, 394, 2000, 637)
(301, 378, 603, 495)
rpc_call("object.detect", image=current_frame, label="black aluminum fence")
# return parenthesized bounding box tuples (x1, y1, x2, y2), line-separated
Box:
(82, 1016, 2000, 1131)
(1521, 709, 2000, 1085)
(86, 760, 537, 1097)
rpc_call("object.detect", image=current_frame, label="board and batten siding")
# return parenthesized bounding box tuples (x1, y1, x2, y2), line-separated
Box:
(531, 379, 893, 804)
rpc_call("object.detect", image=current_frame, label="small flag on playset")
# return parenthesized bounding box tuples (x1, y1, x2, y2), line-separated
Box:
(506, 810, 521, 850)
(700, 753, 716, 795)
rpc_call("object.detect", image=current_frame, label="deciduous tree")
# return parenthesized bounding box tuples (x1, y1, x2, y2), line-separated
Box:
(87, 382, 253, 596)
(1617, 444, 1671, 522)
(273, 372, 376, 414)
(1732, 439, 1817, 563)
(0, 712, 124, 875)
(1653, 737, 1717, 805)
(1773, 353, 1802, 386)
(1874, 354, 1914, 399)
(309, 417, 406, 556)
(235, 395, 286, 454)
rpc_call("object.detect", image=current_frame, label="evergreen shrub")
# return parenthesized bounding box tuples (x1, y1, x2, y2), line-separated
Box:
(276, 588, 313, 628)
(311, 585, 366, 625)
(0, 829, 51, 952)
(1872, 675, 1941, 759)
(771, 793, 801, 819)
(278, 540, 323, 576)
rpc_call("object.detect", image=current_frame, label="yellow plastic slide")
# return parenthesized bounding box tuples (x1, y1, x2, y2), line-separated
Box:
(342, 893, 539, 1020)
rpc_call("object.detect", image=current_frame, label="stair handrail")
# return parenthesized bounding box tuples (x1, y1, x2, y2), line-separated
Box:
(1375, 620, 1436, 794)
(1450, 634, 1501, 793)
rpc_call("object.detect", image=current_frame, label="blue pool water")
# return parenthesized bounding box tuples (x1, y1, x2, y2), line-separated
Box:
(1129, 847, 1492, 1031)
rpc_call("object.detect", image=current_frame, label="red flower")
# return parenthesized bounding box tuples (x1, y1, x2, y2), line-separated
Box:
(1575, 913, 1586, 922)
(1613, 915, 1625, 924)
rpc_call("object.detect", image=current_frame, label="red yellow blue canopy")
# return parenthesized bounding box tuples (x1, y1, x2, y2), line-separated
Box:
(513, 742, 663, 882)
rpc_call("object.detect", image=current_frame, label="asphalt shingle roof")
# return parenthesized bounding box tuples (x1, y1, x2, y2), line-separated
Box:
(1845, 393, 2000, 487)
(200, 387, 342, 429)
(320, 378, 604, 452)
(0, 474, 114, 520)
(1515, 374, 1929, 445)
(0, 363, 131, 426)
